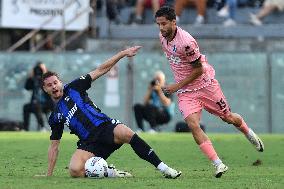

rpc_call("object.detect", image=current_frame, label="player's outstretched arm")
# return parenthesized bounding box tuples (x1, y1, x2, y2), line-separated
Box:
(47, 140, 60, 176)
(89, 46, 142, 81)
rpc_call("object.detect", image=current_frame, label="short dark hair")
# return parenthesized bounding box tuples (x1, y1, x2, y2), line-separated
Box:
(155, 6, 176, 21)
(42, 71, 60, 85)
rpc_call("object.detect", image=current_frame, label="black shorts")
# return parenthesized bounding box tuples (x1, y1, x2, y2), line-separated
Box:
(77, 121, 123, 159)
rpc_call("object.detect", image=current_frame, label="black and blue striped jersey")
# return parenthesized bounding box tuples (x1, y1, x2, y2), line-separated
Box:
(48, 74, 112, 141)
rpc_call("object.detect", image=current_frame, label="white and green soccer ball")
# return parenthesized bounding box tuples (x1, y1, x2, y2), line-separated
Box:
(85, 157, 108, 178)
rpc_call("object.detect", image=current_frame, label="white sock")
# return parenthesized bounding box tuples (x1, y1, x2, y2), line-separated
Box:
(246, 128, 254, 138)
(107, 168, 116, 177)
(157, 162, 168, 172)
(212, 158, 222, 167)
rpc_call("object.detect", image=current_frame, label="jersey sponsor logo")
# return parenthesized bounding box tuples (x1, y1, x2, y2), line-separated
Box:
(80, 75, 86, 80)
(64, 104, 78, 127)
(166, 54, 181, 64)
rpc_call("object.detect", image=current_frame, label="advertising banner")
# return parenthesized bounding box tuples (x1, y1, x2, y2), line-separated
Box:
(1, 0, 90, 30)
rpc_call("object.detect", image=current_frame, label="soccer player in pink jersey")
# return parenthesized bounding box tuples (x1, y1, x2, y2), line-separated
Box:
(155, 6, 264, 178)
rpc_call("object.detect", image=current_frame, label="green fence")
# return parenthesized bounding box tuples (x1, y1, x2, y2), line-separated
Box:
(0, 52, 283, 133)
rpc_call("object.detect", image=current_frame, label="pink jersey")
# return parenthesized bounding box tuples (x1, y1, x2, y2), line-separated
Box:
(160, 26, 215, 93)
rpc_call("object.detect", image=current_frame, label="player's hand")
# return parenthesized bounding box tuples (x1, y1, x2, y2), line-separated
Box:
(123, 46, 142, 57)
(34, 173, 49, 177)
(34, 171, 53, 177)
(162, 83, 179, 94)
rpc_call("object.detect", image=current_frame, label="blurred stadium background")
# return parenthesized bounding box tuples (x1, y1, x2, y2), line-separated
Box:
(0, 0, 283, 133)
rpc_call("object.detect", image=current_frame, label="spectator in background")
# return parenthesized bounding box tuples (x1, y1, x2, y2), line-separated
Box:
(217, 0, 238, 26)
(175, 0, 207, 25)
(133, 0, 165, 24)
(31, 33, 55, 51)
(43, 34, 55, 50)
(23, 62, 53, 131)
(133, 71, 174, 133)
(106, 0, 125, 24)
(249, 0, 284, 25)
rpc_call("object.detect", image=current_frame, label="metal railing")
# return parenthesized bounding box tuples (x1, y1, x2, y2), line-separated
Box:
(6, 0, 93, 53)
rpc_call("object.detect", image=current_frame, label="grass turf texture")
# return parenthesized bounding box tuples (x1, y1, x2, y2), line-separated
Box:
(0, 132, 283, 189)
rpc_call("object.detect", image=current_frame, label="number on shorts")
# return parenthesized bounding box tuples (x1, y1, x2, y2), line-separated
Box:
(216, 98, 226, 110)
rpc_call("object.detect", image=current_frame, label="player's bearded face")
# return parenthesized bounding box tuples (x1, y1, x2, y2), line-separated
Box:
(156, 17, 175, 38)
(43, 76, 63, 100)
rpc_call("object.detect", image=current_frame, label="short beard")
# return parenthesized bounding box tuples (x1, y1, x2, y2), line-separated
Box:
(162, 29, 173, 40)
(162, 32, 168, 38)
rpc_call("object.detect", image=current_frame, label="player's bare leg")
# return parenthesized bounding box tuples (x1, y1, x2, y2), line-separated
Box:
(69, 149, 94, 177)
(221, 112, 264, 152)
(185, 112, 228, 178)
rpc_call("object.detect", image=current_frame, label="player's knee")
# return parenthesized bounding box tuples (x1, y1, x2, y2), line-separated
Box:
(221, 113, 234, 124)
(114, 124, 135, 144)
(69, 162, 85, 178)
(122, 130, 135, 143)
(69, 166, 84, 178)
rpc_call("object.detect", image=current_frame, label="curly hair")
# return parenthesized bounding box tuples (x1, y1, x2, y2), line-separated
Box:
(155, 6, 176, 21)
(41, 71, 60, 86)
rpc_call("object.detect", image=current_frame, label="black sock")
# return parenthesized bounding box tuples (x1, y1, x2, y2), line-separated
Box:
(129, 134, 162, 167)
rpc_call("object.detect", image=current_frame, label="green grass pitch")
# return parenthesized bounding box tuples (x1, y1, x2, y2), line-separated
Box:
(0, 132, 283, 189)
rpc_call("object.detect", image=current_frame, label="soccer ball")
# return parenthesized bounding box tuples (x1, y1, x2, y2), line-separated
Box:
(85, 157, 108, 178)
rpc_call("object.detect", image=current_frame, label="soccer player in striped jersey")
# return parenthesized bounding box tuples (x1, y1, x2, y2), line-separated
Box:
(42, 46, 181, 179)
(155, 6, 264, 178)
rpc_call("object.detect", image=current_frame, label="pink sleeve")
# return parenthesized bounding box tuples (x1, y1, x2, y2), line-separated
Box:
(183, 39, 201, 63)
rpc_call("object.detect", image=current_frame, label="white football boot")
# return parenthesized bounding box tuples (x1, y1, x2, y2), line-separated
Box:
(215, 163, 228, 178)
(246, 129, 264, 152)
(162, 167, 182, 179)
(107, 164, 133, 178)
(113, 169, 133, 178)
